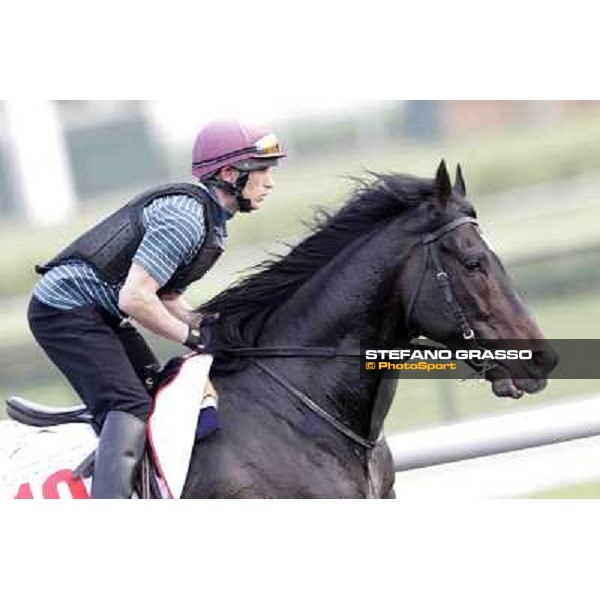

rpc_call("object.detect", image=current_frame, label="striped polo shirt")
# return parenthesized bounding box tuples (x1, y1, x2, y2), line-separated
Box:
(33, 189, 231, 317)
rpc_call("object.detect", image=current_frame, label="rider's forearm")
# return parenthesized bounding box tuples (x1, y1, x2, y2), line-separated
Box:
(119, 288, 189, 344)
(161, 294, 198, 327)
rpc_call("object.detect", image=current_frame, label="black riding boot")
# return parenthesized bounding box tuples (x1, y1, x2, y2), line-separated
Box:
(91, 410, 147, 499)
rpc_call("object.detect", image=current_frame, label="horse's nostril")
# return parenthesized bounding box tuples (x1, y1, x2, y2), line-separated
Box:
(531, 348, 559, 375)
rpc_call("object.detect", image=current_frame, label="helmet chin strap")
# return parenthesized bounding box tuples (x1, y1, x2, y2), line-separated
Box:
(207, 172, 255, 213)
(233, 172, 253, 213)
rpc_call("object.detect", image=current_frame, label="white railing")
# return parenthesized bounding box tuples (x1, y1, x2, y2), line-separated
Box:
(388, 395, 600, 497)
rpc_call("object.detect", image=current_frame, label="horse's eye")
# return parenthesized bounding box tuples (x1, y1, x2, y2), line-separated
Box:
(464, 259, 483, 272)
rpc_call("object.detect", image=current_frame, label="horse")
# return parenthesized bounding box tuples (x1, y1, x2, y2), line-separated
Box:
(179, 160, 557, 499)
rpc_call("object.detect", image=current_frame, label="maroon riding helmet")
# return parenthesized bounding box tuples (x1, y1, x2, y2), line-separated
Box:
(192, 120, 286, 212)
(192, 120, 287, 180)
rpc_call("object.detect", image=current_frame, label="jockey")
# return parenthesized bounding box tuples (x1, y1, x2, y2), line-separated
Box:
(28, 119, 286, 499)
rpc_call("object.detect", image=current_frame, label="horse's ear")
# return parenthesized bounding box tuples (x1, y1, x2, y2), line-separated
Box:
(454, 163, 467, 197)
(435, 160, 452, 204)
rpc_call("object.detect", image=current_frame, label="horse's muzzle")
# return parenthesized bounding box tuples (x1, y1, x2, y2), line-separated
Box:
(487, 343, 559, 398)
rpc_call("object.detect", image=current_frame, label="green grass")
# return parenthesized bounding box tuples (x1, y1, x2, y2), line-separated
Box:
(480, 193, 600, 262)
(528, 481, 600, 499)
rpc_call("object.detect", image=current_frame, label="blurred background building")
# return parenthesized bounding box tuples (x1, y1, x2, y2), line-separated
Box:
(1, 100, 599, 498)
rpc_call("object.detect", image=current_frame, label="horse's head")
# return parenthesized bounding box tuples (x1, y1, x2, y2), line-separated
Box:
(397, 160, 557, 399)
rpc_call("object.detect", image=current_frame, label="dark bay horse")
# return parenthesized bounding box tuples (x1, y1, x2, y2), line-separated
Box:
(182, 161, 556, 498)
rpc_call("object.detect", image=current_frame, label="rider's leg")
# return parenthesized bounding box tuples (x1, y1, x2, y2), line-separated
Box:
(87, 324, 161, 498)
(90, 410, 146, 498)
(28, 298, 152, 498)
(114, 321, 161, 387)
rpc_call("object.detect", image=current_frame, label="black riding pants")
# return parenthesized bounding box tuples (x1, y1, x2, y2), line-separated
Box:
(28, 297, 159, 426)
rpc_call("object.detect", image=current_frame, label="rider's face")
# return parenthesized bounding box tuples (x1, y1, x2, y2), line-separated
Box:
(241, 167, 275, 210)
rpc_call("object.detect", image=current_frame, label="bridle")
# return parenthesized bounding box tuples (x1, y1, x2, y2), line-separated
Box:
(406, 216, 479, 341)
(213, 216, 498, 449)
(405, 215, 498, 378)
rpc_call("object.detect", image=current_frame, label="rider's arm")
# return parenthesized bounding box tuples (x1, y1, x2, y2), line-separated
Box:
(160, 292, 199, 327)
(119, 263, 188, 344)
(120, 194, 206, 345)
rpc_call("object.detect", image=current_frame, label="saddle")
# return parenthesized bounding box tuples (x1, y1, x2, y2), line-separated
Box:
(5, 354, 218, 499)
(6, 397, 94, 429)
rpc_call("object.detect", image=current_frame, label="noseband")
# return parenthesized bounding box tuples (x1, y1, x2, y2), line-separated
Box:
(405, 216, 497, 377)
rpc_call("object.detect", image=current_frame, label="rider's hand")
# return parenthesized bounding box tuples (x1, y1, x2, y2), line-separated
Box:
(183, 312, 219, 352)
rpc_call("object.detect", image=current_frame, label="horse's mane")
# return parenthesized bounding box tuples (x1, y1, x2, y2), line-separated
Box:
(201, 172, 436, 347)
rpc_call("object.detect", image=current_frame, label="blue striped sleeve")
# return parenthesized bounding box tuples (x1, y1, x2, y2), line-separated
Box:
(133, 195, 205, 287)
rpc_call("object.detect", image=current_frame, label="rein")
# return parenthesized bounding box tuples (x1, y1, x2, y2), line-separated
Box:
(252, 359, 377, 449)
(211, 216, 498, 450)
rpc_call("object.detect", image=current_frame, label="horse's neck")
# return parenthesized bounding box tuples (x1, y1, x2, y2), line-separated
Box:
(261, 228, 405, 346)
(257, 227, 409, 437)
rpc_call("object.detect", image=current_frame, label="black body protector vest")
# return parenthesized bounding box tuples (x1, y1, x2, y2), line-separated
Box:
(36, 183, 224, 295)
